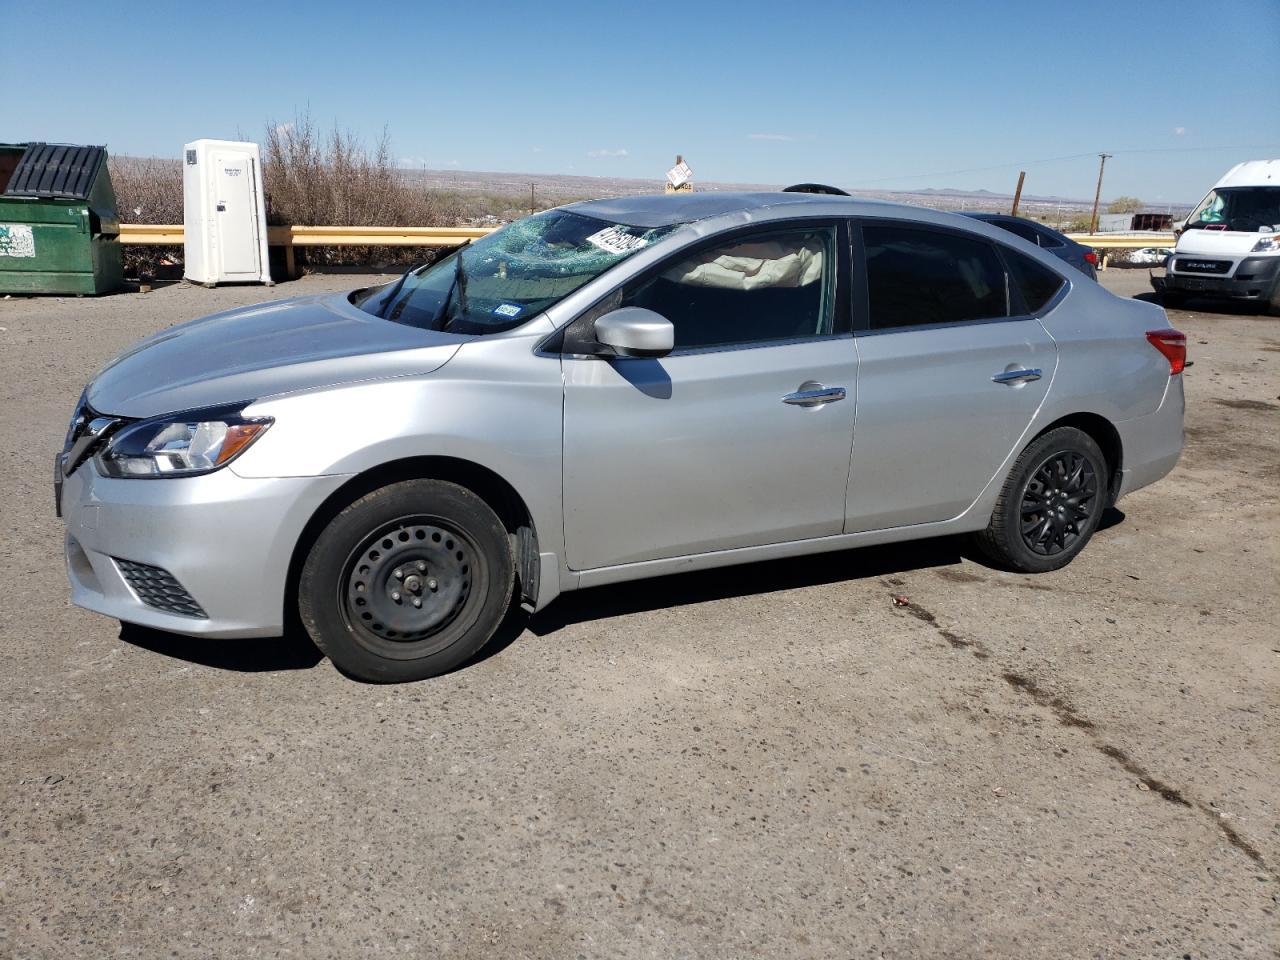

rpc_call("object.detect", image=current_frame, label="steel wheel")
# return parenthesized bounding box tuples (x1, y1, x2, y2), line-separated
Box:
(299, 478, 514, 682)
(1019, 451, 1099, 556)
(340, 518, 477, 659)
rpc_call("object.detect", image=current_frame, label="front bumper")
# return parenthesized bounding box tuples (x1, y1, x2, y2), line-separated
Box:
(60, 461, 352, 638)
(1162, 256, 1280, 301)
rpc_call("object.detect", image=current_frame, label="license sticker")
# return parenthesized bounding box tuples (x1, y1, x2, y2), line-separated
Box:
(586, 225, 649, 255)
(492, 302, 524, 318)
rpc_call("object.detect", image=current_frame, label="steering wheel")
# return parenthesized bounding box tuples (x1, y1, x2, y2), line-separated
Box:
(1228, 215, 1264, 232)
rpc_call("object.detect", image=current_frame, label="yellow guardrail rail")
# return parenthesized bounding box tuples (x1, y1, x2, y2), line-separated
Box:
(118, 224, 495, 247)
(120, 224, 1175, 250)
(1065, 233, 1176, 249)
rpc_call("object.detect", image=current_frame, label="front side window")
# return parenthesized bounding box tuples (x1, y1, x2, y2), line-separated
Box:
(353, 210, 677, 335)
(863, 224, 1008, 330)
(618, 226, 837, 350)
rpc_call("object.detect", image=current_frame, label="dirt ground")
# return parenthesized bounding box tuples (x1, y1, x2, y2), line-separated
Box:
(0, 269, 1276, 959)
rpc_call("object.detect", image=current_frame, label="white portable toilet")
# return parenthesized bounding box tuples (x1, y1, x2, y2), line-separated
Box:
(182, 139, 272, 286)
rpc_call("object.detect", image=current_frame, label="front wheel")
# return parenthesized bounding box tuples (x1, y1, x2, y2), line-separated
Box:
(972, 427, 1108, 573)
(299, 479, 514, 682)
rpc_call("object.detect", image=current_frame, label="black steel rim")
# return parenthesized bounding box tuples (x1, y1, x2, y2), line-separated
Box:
(340, 517, 476, 657)
(1020, 450, 1099, 556)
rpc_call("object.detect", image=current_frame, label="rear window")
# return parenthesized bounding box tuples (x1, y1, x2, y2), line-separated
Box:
(863, 224, 1008, 329)
(1004, 248, 1065, 314)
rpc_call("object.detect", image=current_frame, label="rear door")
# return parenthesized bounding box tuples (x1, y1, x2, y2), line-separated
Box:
(844, 221, 1059, 533)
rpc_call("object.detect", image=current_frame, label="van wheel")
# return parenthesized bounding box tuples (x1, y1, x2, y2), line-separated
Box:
(1269, 281, 1280, 317)
(299, 479, 514, 683)
(972, 427, 1108, 573)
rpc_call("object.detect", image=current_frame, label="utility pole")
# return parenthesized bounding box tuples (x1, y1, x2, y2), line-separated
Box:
(1089, 153, 1112, 234)
(1010, 171, 1026, 217)
(530, 182, 536, 215)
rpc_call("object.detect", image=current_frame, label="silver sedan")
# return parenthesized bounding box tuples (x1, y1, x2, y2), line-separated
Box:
(58, 193, 1186, 682)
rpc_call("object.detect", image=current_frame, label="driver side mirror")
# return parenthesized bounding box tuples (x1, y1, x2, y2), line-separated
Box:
(593, 307, 674, 359)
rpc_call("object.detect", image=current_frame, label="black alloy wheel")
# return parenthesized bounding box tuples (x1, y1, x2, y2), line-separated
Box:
(1018, 451, 1098, 557)
(973, 426, 1108, 573)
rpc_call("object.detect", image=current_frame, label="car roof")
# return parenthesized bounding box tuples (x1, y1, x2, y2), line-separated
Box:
(563, 191, 920, 229)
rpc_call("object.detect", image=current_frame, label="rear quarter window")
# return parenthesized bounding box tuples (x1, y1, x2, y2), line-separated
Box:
(1003, 247, 1066, 314)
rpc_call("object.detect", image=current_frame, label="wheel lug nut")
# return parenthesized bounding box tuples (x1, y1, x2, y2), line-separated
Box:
(427, 578, 438, 591)
(393, 568, 403, 580)
(391, 590, 401, 601)
(416, 561, 427, 572)
(412, 598, 422, 608)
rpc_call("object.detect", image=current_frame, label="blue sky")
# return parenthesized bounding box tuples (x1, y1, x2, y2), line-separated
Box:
(6, 0, 1278, 202)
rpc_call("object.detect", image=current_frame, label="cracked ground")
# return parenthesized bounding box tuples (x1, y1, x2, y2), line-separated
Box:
(0, 271, 1276, 958)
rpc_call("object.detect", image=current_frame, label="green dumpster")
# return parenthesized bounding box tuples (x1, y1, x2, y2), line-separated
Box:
(0, 142, 123, 295)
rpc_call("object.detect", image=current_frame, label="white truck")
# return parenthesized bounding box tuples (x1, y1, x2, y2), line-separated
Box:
(1158, 159, 1280, 314)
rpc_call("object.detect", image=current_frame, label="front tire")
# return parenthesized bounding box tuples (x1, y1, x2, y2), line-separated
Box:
(973, 427, 1108, 573)
(299, 479, 514, 682)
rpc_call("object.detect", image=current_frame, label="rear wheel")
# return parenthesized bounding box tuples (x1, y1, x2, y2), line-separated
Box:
(973, 426, 1108, 573)
(299, 479, 513, 682)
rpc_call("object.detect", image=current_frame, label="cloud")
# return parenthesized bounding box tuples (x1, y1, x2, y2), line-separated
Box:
(1174, 126, 1186, 136)
(587, 148, 629, 158)
(397, 156, 427, 168)
(445, 159, 460, 167)
(531, 146, 544, 153)
(748, 133, 794, 142)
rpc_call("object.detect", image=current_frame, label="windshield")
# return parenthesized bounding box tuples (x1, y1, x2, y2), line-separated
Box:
(352, 210, 678, 334)
(1184, 186, 1280, 233)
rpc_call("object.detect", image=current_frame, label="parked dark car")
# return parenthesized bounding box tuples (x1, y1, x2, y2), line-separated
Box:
(962, 213, 1098, 280)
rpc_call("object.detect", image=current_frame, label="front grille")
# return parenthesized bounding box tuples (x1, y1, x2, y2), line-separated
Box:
(1174, 258, 1231, 275)
(115, 558, 207, 618)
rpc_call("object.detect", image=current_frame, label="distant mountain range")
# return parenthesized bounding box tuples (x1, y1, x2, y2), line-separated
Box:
(398, 167, 1130, 215)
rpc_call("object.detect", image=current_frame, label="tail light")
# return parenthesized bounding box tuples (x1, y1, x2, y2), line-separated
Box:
(1083, 250, 1099, 265)
(1146, 328, 1187, 375)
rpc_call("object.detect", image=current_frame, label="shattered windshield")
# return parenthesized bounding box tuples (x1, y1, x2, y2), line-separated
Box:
(352, 210, 678, 334)
(1184, 187, 1280, 233)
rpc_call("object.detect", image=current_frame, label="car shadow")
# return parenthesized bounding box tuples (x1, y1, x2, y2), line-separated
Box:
(119, 510, 1129, 676)
(118, 621, 324, 672)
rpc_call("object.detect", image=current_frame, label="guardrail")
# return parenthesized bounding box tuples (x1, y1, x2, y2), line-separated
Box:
(1064, 233, 1175, 249)
(116, 224, 1176, 274)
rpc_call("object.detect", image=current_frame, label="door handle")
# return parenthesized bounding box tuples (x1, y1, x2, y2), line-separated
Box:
(782, 385, 847, 407)
(991, 368, 1042, 385)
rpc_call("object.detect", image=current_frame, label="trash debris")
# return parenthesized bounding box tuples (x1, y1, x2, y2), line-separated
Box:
(1137, 782, 1151, 792)
(992, 786, 1006, 798)
(892, 595, 910, 607)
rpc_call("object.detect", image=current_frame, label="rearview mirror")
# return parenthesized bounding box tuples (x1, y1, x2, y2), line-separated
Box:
(593, 307, 674, 359)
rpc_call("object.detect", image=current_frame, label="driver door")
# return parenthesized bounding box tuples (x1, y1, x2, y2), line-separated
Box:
(561, 222, 857, 571)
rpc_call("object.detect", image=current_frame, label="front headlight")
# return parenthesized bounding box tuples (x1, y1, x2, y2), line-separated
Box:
(96, 404, 273, 478)
(1251, 234, 1280, 252)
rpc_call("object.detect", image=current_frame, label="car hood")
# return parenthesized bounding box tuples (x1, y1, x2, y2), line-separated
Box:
(87, 292, 465, 418)
(1176, 230, 1273, 257)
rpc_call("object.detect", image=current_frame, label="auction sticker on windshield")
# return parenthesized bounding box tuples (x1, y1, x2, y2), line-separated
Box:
(492, 303, 523, 318)
(586, 225, 650, 255)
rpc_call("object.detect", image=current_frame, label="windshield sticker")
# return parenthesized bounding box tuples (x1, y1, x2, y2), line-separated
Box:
(492, 302, 524, 319)
(585, 225, 650, 256)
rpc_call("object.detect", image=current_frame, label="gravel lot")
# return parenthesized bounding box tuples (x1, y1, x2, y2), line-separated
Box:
(1, 269, 1276, 959)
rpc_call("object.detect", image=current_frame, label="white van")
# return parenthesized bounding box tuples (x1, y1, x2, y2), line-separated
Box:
(1160, 159, 1280, 313)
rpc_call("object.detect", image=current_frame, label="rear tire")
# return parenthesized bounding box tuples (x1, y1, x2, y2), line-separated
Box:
(972, 427, 1108, 573)
(299, 479, 514, 683)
